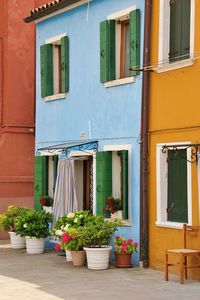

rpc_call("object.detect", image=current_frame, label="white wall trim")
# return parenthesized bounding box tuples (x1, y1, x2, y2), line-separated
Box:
(36, 0, 92, 24)
(46, 33, 67, 44)
(107, 5, 136, 20)
(44, 93, 66, 102)
(155, 58, 194, 73)
(158, 0, 195, 67)
(156, 142, 192, 228)
(104, 77, 135, 88)
(104, 144, 132, 222)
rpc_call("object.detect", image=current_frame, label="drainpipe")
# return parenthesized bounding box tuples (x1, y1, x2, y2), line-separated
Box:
(140, 0, 152, 268)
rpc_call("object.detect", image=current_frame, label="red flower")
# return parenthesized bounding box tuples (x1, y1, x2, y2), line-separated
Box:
(127, 239, 133, 244)
(55, 244, 61, 251)
(71, 234, 75, 240)
(107, 199, 113, 207)
(110, 209, 115, 214)
(62, 233, 70, 244)
(115, 235, 120, 239)
(40, 199, 46, 205)
(103, 207, 107, 212)
(134, 242, 138, 248)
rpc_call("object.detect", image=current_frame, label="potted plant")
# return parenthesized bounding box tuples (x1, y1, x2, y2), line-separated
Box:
(53, 211, 90, 261)
(81, 215, 121, 270)
(55, 228, 86, 266)
(40, 195, 53, 214)
(0, 205, 29, 249)
(15, 209, 53, 254)
(114, 236, 138, 268)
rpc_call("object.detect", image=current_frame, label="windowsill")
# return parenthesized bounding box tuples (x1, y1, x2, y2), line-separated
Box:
(155, 221, 188, 229)
(104, 77, 135, 88)
(155, 58, 194, 73)
(44, 93, 66, 102)
(105, 218, 132, 226)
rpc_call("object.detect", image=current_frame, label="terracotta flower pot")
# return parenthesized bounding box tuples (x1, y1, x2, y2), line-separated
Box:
(70, 250, 86, 266)
(115, 252, 132, 268)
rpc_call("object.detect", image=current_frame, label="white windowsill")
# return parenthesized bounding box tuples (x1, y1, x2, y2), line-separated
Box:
(155, 58, 194, 73)
(104, 77, 135, 88)
(155, 221, 188, 229)
(44, 93, 66, 102)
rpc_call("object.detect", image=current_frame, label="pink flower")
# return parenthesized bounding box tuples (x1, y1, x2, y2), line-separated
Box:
(62, 232, 70, 244)
(115, 235, 120, 239)
(122, 241, 127, 252)
(71, 234, 75, 240)
(55, 244, 61, 251)
(127, 239, 133, 244)
(134, 242, 138, 248)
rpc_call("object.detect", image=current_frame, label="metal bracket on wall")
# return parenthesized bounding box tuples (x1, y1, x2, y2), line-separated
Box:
(161, 143, 200, 164)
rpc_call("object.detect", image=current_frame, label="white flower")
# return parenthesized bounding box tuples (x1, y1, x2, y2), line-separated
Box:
(55, 230, 63, 236)
(64, 224, 70, 231)
(67, 212, 75, 219)
(79, 214, 83, 219)
(74, 218, 78, 223)
(61, 225, 65, 230)
(23, 224, 27, 228)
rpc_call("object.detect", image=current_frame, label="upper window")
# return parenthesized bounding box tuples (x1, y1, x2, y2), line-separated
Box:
(156, 143, 192, 228)
(158, 0, 194, 67)
(40, 35, 69, 99)
(100, 8, 140, 83)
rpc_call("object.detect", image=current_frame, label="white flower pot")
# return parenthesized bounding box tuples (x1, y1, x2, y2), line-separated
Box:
(43, 206, 53, 214)
(66, 250, 72, 261)
(9, 232, 26, 249)
(111, 210, 122, 220)
(84, 246, 112, 270)
(25, 237, 45, 254)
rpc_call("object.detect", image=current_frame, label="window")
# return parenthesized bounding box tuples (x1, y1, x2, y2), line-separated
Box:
(158, 0, 194, 68)
(100, 8, 140, 83)
(156, 143, 192, 228)
(40, 35, 69, 99)
(96, 150, 129, 220)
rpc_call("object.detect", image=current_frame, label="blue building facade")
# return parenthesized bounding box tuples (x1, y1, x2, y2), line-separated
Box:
(30, 0, 145, 265)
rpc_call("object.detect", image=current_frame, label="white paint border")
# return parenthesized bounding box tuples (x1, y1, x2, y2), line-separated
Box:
(104, 77, 135, 88)
(107, 5, 136, 20)
(46, 33, 67, 44)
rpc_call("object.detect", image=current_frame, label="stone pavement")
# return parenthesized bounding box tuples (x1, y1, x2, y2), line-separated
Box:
(0, 241, 200, 300)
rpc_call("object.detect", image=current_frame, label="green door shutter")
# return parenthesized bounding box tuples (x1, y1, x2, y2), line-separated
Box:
(96, 151, 112, 215)
(181, 0, 190, 60)
(167, 149, 188, 223)
(40, 44, 53, 97)
(122, 150, 129, 219)
(130, 9, 140, 76)
(61, 36, 69, 93)
(34, 156, 48, 211)
(100, 20, 116, 82)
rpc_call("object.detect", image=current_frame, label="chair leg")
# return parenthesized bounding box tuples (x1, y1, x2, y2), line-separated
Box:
(180, 254, 184, 284)
(165, 251, 169, 281)
(184, 256, 187, 280)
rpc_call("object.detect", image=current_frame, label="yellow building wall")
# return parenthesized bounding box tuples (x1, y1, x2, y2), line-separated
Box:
(149, 0, 200, 279)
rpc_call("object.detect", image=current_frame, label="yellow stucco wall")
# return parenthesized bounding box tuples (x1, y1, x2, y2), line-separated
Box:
(149, 0, 200, 279)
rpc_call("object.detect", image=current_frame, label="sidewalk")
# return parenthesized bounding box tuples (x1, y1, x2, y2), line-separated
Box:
(0, 240, 199, 300)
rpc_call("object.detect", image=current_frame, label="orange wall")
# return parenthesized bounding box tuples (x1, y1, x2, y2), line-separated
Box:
(0, 0, 35, 238)
(149, 0, 200, 279)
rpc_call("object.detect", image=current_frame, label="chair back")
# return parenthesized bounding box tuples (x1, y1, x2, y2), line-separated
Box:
(183, 224, 200, 250)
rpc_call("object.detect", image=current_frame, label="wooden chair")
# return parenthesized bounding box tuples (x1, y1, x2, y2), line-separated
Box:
(165, 224, 200, 284)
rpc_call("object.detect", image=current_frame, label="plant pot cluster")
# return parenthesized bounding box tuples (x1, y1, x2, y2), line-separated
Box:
(0, 206, 53, 254)
(53, 212, 121, 270)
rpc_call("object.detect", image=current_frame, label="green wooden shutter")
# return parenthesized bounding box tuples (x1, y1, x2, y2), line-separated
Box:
(167, 149, 188, 223)
(53, 156, 58, 193)
(40, 44, 53, 97)
(96, 151, 112, 215)
(100, 20, 116, 82)
(169, 0, 190, 62)
(61, 36, 69, 93)
(122, 150, 128, 219)
(34, 156, 48, 211)
(130, 9, 140, 76)
(181, 0, 190, 60)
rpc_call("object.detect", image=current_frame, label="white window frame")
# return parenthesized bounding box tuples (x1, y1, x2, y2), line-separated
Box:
(105, 6, 136, 88)
(103, 144, 132, 223)
(156, 0, 195, 73)
(44, 33, 67, 101)
(156, 142, 192, 229)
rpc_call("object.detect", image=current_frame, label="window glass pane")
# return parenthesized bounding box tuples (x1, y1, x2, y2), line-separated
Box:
(124, 22, 130, 77)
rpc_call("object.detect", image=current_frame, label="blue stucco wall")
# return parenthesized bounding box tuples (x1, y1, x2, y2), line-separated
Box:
(36, 0, 145, 265)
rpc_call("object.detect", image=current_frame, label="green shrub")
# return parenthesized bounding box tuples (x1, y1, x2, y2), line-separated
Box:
(0, 205, 30, 232)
